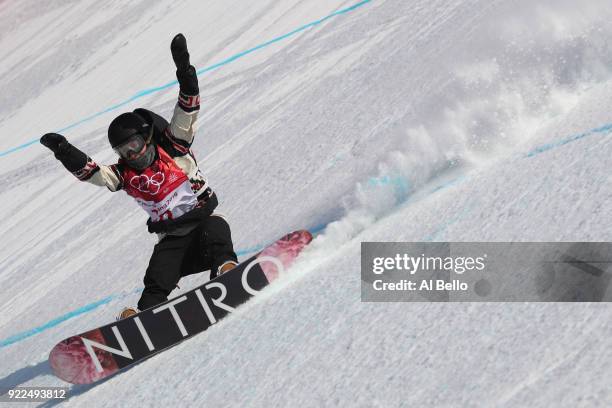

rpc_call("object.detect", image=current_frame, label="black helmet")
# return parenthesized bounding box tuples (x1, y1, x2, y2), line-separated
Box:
(108, 112, 151, 148)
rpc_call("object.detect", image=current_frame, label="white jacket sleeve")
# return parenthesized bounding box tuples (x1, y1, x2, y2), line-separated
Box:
(71, 158, 123, 192)
(167, 92, 200, 148)
(86, 165, 122, 191)
(168, 104, 199, 146)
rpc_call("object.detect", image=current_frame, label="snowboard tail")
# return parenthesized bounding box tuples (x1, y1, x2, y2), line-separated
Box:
(49, 230, 312, 384)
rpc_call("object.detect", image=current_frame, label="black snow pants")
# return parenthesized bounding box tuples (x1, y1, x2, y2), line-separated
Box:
(137, 215, 238, 311)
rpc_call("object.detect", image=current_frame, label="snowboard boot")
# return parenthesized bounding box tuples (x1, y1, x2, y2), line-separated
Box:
(117, 307, 138, 320)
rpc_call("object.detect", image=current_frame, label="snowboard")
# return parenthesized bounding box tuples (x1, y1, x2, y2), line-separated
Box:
(49, 230, 312, 384)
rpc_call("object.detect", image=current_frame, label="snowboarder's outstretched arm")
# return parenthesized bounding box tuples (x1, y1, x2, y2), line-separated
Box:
(40, 133, 122, 191)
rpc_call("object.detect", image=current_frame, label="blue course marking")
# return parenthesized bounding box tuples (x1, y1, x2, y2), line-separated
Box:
(0, 0, 372, 159)
(0, 224, 329, 349)
(0, 296, 113, 348)
(525, 122, 612, 157)
(0, 287, 142, 349)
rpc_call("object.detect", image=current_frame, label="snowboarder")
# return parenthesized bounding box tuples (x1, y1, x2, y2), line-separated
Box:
(40, 34, 238, 319)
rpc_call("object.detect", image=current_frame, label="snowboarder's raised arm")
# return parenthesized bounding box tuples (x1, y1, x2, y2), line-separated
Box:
(167, 33, 200, 148)
(40, 133, 122, 191)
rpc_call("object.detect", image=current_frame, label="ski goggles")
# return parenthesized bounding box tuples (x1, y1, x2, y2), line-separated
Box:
(114, 134, 147, 159)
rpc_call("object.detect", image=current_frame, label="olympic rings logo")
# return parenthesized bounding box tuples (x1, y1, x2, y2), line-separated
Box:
(129, 172, 165, 195)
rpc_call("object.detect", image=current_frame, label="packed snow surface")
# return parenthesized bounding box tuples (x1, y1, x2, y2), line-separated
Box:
(0, 0, 611, 406)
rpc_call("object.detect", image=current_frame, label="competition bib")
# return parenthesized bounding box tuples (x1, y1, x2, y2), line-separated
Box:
(121, 147, 198, 222)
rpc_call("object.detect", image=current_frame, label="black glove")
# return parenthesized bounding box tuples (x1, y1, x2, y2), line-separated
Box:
(40, 133, 88, 172)
(40, 132, 67, 154)
(171, 33, 199, 95)
(171, 33, 190, 71)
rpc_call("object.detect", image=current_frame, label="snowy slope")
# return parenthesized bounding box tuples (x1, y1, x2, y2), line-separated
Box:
(1, 0, 611, 406)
